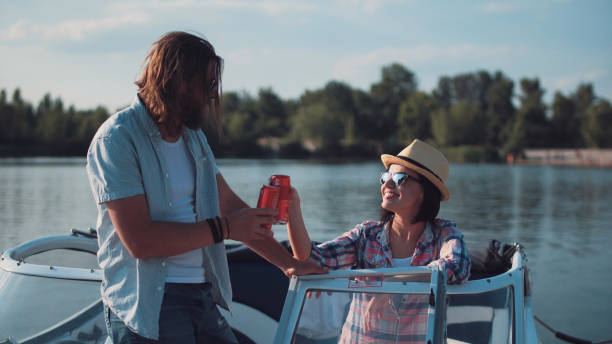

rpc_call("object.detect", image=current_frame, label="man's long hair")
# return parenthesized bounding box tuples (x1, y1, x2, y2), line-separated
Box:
(136, 31, 223, 137)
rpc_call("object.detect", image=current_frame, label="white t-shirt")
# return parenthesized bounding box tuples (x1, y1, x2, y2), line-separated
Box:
(391, 256, 413, 267)
(159, 136, 205, 283)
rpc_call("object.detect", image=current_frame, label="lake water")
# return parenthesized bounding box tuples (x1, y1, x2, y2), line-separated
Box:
(1, 157, 611, 343)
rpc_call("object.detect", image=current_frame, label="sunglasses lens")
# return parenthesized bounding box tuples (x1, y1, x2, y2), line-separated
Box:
(381, 172, 410, 186)
(380, 172, 388, 185)
(394, 174, 406, 185)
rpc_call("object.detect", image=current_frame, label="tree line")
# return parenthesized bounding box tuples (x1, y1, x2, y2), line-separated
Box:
(2, 63, 611, 161)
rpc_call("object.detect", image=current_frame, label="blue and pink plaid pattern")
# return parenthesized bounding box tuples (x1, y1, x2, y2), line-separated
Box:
(309, 219, 470, 343)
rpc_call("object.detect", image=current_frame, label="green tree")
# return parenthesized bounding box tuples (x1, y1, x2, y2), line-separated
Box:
(572, 83, 595, 117)
(369, 63, 418, 142)
(0, 88, 34, 144)
(221, 91, 242, 114)
(504, 78, 550, 154)
(220, 91, 260, 153)
(397, 91, 437, 143)
(35, 93, 74, 145)
(296, 81, 357, 146)
(432, 101, 487, 147)
(550, 92, 581, 147)
(582, 99, 612, 147)
(255, 87, 287, 137)
(451, 71, 492, 112)
(289, 103, 346, 152)
(433, 76, 452, 109)
(76, 106, 109, 147)
(486, 72, 515, 146)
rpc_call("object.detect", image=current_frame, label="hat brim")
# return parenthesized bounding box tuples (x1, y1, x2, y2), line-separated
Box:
(381, 154, 450, 201)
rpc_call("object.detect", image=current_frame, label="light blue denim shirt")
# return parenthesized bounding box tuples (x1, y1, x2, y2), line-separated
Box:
(86, 95, 232, 340)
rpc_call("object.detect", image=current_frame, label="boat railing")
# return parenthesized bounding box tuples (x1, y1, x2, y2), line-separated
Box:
(0, 234, 101, 281)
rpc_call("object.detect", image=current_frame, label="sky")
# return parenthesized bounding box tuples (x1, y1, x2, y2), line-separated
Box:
(1, 0, 611, 112)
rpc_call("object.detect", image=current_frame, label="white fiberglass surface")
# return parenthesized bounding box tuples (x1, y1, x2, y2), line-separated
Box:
(0, 269, 101, 341)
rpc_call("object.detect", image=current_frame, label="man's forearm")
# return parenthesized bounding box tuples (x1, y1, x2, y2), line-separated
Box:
(119, 220, 220, 259)
(244, 236, 295, 272)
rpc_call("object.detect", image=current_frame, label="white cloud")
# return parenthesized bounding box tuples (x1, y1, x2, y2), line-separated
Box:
(551, 69, 609, 91)
(0, 20, 29, 41)
(332, 44, 518, 80)
(335, 0, 387, 13)
(226, 48, 257, 66)
(108, 0, 316, 16)
(482, 2, 520, 14)
(0, 14, 149, 42)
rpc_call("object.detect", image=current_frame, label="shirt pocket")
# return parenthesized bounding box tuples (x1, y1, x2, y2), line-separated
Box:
(364, 249, 386, 268)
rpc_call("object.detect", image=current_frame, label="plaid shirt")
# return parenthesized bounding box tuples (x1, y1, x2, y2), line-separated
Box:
(310, 219, 470, 343)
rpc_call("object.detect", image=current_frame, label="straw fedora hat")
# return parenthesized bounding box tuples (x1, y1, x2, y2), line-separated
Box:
(381, 139, 451, 201)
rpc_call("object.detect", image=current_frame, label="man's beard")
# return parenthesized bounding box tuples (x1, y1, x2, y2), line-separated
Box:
(179, 101, 205, 130)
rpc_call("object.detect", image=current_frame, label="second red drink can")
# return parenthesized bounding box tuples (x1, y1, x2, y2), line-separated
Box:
(269, 175, 290, 225)
(256, 185, 280, 230)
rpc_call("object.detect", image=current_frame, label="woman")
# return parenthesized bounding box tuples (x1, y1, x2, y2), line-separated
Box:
(287, 139, 471, 343)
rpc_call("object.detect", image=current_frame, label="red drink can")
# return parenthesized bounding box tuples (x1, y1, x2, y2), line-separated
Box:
(257, 185, 280, 230)
(269, 175, 290, 224)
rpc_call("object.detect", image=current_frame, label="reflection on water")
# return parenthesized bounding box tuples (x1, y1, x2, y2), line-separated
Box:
(1, 158, 611, 343)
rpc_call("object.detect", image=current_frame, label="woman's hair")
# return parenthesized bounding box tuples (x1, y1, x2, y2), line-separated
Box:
(380, 173, 442, 226)
(135, 31, 223, 137)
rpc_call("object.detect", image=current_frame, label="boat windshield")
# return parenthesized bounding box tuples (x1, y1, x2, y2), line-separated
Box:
(275, 267, 447, 344)
(293, 289, 431, 343)
(275, 267, 516, 344)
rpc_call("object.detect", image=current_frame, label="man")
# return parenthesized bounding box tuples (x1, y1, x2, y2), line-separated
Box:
(86, 31, 321, 343)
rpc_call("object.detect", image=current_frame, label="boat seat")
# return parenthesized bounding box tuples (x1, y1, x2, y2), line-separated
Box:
(226, 242, 293, 321)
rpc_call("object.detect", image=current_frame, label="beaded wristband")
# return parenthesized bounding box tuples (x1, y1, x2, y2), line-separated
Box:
(206, 218, 221, 243)
(214, 216, 224, 241)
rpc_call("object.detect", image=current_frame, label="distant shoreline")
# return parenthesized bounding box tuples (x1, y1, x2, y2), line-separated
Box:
(510, 149, 612, 168)
(3, 147, 612, 168)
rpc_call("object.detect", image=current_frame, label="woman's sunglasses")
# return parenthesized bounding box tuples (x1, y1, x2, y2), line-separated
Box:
(380, 172, 422, 187)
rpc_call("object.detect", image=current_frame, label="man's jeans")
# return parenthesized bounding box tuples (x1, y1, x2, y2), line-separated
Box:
(104, 283, 238, 344)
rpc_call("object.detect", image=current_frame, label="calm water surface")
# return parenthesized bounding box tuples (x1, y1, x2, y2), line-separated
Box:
(1, 158, 611, 343)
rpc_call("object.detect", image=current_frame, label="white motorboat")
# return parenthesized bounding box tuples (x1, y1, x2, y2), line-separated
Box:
(0, 229, 539, 343)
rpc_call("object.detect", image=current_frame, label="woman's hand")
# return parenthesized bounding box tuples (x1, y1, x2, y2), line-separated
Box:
(364, 294, 389, 333)
(283, 258, 327, 278)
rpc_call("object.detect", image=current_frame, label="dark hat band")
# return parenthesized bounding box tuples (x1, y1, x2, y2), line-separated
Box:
(396, 155, 443, 183)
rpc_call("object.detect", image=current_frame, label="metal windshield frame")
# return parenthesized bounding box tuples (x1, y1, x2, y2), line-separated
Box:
(274, 265, 448, 344)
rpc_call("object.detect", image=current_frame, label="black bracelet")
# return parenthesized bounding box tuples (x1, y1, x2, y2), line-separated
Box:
(224, 216, 231, 239)
(214, 216, 224, 241)
(206, 218, 221, 243)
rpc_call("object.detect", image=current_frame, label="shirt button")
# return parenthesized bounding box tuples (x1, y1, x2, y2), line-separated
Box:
(157, 286, 162, 291)
(168, 202, 172, 207)
(165, 173, 169, 178)
(161, 261, 166, 267)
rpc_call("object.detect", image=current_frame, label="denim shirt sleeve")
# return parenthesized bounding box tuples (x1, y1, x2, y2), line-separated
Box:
(197, 130, 220, 175)
(86, 132, 145, 204)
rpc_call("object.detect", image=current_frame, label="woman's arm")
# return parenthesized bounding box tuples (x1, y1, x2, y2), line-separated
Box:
(288, 188, 368, 270)
(287, 187, 314, 261)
